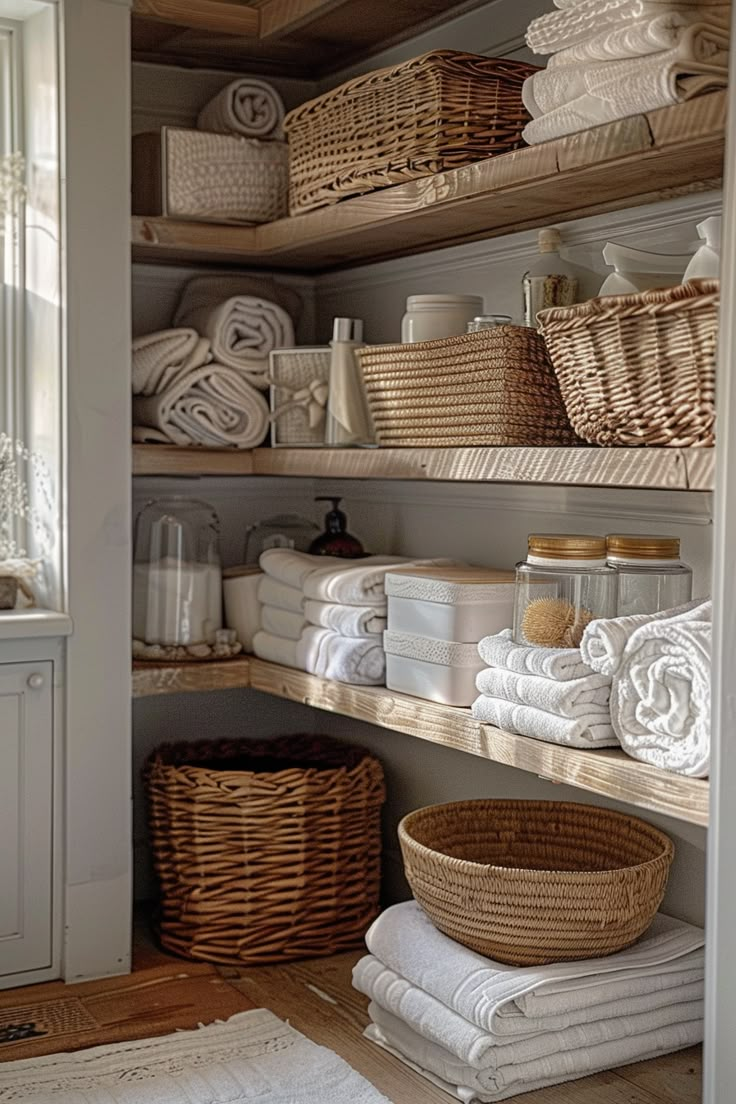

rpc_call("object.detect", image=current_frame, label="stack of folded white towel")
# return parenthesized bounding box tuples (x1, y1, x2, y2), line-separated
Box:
(132, 274, 300, 448)
(253, 549, 441, 685)
(522, 0, 730, 144)
(354, 900, 705, 1102)
(471, 628, 617, 747)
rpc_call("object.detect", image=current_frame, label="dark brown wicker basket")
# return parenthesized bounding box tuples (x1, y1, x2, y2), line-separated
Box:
(144, 734, 385, 965)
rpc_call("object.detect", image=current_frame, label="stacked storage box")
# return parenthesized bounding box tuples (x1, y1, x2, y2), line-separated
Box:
(383, 566, 516, 706)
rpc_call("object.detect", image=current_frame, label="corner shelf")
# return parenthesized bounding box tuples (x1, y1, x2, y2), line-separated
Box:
(131, 93, 725, 272)
(132, 657, 709, 827)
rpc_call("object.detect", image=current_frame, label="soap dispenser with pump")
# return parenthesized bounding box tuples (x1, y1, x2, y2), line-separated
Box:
(308, 497, 365, 558)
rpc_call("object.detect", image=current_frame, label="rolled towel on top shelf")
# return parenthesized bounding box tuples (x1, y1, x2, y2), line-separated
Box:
(132, 328, 211, 396)
(581, 598, 709, 677)
(197, 78, 286, 139)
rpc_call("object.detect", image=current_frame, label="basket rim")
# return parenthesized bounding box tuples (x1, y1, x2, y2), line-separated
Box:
(398, 798, 674, 879)
(537, 278, 719, 327)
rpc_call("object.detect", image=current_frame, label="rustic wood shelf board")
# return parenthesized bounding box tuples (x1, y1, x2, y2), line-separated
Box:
(132, 656, 708, 825)
(131, 94, 725, 271)
(132, 443, 714, 489)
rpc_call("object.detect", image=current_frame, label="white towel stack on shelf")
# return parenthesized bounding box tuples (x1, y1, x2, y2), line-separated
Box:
(582, 598, 712, 776)
(522, 0, 730, 144)
(354, 900, 705, 1102)
(471, 628, 617, 747)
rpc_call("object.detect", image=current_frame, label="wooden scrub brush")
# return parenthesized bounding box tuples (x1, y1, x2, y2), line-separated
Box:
(521, 597, 593, 649)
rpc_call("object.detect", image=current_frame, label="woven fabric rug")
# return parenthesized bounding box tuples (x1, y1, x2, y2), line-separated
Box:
(0, 1007, 392, 1103)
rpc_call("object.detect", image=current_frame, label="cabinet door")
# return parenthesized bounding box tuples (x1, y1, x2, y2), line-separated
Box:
(0, 662, 53, 979)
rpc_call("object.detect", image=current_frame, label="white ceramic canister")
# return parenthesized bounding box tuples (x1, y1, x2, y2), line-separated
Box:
(401, 294, 484, 342)
(222, 564, 263, 652)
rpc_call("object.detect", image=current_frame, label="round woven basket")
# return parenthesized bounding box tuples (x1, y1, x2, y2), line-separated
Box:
(398, 799, 674, 965)
(144, 734, 385, 965)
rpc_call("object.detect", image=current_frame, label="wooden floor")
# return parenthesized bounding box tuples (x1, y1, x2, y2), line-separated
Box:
(0, 919, 702, 1103)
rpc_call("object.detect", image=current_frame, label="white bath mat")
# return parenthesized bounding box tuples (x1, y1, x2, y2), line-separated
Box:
(0, 1007, 393, 1103)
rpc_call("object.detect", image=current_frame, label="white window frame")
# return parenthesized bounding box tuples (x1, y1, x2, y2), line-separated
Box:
(0, 17, 25, 443)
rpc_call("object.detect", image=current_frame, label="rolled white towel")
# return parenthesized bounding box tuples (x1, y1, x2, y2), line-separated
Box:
(132, 362, 270, 449)
(297, 626, 385, 685)
(304, 599, 387, 637)
(260, 603, 307, 641)
(132, 328, 211, 396)
(197, 78, 285, 140)
(610, 616, 711, 776)
(475, 667, 610, 717)
(478, 628, 593, 682)
(252, 630, 298, 668)
(471, 694, 618, 747)
(581, 598, 709, 677)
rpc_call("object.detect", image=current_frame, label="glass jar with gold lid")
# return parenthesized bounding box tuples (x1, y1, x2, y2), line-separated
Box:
(606, 534, 692, 617)
(513, 534, 617, 648)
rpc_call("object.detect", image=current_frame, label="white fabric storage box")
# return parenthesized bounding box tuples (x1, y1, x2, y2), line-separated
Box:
(384, 630, 484, 707)
(132, 128, 289, 224)
(385, 565, 515, 642)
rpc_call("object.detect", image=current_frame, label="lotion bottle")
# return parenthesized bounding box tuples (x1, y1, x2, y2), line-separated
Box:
(522, 227, 578, 327)
(325, 317, 375, 446)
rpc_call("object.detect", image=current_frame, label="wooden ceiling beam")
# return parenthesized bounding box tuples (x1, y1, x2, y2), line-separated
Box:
(258, 0, 349, 39)
(132, 0, 260, 37)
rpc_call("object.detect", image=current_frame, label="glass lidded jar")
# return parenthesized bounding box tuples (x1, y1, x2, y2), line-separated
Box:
(133, 497, 223, 646)
(606, 535, 693, 617)
(401, 294, 484, 343)
(466, 314, 512, 332)
(513, 534, 617, 648)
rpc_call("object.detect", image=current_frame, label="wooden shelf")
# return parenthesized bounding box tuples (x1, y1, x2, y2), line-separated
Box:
(132, 657, 709, 826)
(132, 443, 714, 489)
(132, 93, 725, 272)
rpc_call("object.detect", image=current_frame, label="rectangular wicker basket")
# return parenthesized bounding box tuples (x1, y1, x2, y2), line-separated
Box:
(537, 279, 719, 447)
(356, 326, 579, 447)
(283, 50, 536, 215)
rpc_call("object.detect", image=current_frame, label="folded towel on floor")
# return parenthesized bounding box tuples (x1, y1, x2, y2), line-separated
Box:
(527, 0, 730, 56)
(260, 604, 307, 641)
(581, 598, 709, 676)
(304, 599, 387, 637)
(252, 630, 298, 668)
(477, 628, 593, 681)
(471, 694, 618, 746)
(132, 362, 270, 448)
(197, 78, 285, 139)
(610, 614, 711, 776)
(365, 1001, 703, 1102)
(297, 626, 385, 684)
(548, 15, 729, 65)
(257, 575, 304, 614)
(132, 328, 211, 396)
(475, 667, 610, 716)
(364, 901, 705, 1038)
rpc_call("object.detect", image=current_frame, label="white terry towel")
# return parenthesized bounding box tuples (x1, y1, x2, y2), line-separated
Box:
(475, 667, 610, 717)
(197, 78, 286, 140)
(260, 604, 307, 641)
(260, 549, 416, 604)
(610, 615, 711, 776)
(259, 548, 361, 590)
(252, 630, 298, 668)
(297, 625, 385, 685)
(471, 694, 618, 746)
(175, 274, 302, 331)
(132, 328, 211, 396)
(132, 362, 271, 449)
(547, 16, 730, 65)
(364, 901, 705, 1038)
(477, 628, 593, 681)
(581, 598, 709, 677)
(304, 599, 387, 637)
(257, 575, 304, 615)
(526, 0, 730, 56)
(365, 1000, 703, 1102)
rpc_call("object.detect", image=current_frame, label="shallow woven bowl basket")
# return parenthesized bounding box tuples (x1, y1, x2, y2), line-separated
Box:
(537, 279, 718, 447)
(144, 734, 385, 966)
(398, 799, 674, 965)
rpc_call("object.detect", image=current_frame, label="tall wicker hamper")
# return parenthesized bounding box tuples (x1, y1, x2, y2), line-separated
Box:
(144, 734, 385, 965)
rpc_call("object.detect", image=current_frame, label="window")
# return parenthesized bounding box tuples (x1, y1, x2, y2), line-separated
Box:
(0, 18, 24, 440)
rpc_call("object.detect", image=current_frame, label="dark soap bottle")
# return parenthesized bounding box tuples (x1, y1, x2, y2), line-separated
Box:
(308, 497, 365, 558)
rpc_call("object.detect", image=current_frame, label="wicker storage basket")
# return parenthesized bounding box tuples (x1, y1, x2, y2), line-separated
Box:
(537, 279, 718, 447)
(356, 326, 579, 447)
(284, 50, 536, 215)
(399, 799, 674, 966)
(145, 734, 385, 965)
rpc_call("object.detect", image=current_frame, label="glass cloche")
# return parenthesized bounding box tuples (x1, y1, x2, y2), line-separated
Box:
(244, 513, 320, 564)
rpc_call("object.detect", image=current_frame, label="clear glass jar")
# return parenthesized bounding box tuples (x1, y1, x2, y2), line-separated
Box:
(401, 294, 483, 342)
(513, 535, 617, 648)
(607, 535, 693, 617)
(466, 314, 512, 332)
(133, 497, 222, 645)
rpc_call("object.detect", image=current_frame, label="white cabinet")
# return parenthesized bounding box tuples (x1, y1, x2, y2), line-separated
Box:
(0, 661, 53, 985)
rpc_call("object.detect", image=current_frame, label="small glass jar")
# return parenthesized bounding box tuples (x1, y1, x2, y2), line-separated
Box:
(133, 497, 222, 646)
(607, 535, 693, 617)
(514, 534, 617, 648)
(466, 314, 512, 332)
(401, 294, 483, 342)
